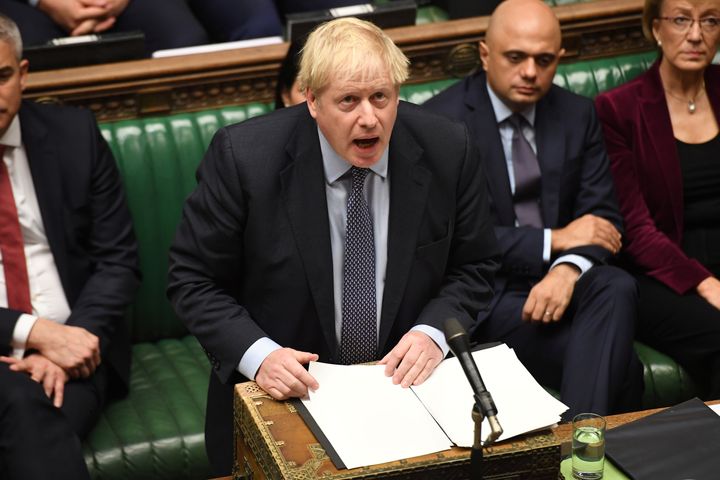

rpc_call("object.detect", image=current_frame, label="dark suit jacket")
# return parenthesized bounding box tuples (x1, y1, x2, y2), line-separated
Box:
(167, 101, 500, 386)
(0, 101, 140, 393)
(425, 71, 622, 304)
(595, 62, 720, 294)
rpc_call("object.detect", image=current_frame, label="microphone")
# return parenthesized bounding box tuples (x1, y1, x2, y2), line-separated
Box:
(444, 317, 503, 444)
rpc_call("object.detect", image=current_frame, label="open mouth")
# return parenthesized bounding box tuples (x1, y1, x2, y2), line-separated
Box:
(354, 137, 379, 149)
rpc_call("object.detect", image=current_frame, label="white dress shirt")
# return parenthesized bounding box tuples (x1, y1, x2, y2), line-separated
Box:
(0, 116, 71, 358)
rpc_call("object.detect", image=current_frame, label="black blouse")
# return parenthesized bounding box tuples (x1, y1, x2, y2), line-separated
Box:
(677, 134, 720, 230)
(677, 134, 720, 274)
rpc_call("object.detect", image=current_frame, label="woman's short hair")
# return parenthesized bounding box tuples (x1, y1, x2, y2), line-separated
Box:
(642, 0, 664, 41)
(0, 13, 23, 60)
(297, 17, 409, 95)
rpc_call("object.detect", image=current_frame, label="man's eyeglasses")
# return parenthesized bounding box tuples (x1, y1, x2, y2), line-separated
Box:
(659, 16, 720, 33)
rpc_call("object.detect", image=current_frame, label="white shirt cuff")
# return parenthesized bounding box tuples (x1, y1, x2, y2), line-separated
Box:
(237, 337, 282, 380)
(550, 254, 593, 279)
(11, 314, 39, 359)
(543, 228, 552, 263)
(411, 324, 450, 358)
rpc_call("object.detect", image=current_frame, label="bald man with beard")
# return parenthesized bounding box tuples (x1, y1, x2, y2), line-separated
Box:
(425, 0, 643, 418)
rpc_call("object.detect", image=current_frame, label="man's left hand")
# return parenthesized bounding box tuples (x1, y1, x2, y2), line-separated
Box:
(379, 331, 443, 387)
(0, 353, 69, 407)
(522, 263, 580, 322)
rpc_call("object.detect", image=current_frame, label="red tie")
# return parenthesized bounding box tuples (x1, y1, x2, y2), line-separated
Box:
(0, 145, 33, 313)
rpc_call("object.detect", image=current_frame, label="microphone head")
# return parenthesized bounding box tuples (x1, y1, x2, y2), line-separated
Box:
(443, 317, 467, 343)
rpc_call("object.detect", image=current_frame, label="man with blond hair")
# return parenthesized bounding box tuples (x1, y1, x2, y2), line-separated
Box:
(426, 0, 643, 418)
(168, 17, 499, 475)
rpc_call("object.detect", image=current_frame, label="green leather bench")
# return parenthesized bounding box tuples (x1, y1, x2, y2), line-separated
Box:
(83, 49, 695, 479)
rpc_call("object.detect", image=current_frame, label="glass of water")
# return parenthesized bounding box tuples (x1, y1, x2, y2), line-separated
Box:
(572, 413, 606, 479)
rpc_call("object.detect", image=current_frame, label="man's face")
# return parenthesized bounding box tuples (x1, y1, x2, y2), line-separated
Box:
(0, 41, 27, 137)
(306, 67, 399, 168)
(480, 20, 564, 112)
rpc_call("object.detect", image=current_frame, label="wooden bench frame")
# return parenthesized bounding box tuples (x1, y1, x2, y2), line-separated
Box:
(24, 0, 650, 122)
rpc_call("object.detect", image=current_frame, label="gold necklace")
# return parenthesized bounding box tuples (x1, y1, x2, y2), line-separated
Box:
(664, 82, 706, 114)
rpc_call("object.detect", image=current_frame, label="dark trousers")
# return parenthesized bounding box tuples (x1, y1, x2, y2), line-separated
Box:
(475, 266, 644, 419)
(0, 362, 107, 480)
(635, 274, 720, 398)
(205, 372, 238, 478)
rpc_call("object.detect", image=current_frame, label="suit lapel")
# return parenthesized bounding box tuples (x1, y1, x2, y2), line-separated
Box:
(378, 121, 430, 353)
(19, 104, 68, 282)
(279, 116, 338, 358)
(638, 64, 684, 231)
(534, 95, 563, 227)
(463, 76, 515, 225)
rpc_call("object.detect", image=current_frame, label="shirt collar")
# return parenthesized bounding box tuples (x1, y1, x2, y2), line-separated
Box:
(0, 115, 22, 149)
(318, 127, 389, 185)
(485, 82, 536, 127)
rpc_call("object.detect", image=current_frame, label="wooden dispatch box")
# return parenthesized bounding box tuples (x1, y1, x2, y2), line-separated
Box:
(233, 381, 568, 480)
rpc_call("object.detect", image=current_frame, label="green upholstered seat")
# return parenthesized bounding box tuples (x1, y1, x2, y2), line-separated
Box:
(415, 5, 449, 24)
(83, 50, 695, 479)
(414, 0, 597, 24)
(85, 105, 270, 480)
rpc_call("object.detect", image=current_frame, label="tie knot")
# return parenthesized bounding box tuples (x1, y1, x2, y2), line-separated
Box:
(351, 166, 370, 191)
(507, 113, 526, 131)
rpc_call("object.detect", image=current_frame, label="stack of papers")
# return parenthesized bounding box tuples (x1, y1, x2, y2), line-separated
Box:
(300, 343, 568, 469)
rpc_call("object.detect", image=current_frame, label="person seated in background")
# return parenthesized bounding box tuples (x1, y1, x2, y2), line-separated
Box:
(274, 38, 306, 109)
(167, 16, 499, 476)
(0, 14, 139, 480)
(424, 0, 643, 419)
(0, 0, 373, 57)
(595, 0, 720, 398)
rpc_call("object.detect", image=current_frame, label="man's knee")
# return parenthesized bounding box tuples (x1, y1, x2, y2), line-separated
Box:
(581, 265, 637, 299)
(1, 369, 54, 425)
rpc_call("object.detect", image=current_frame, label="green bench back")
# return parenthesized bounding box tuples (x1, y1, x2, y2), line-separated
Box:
(101, 106, 271, 341)
(101, 49, 659, 343)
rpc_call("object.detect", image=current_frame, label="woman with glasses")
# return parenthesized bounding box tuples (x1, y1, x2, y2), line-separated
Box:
(595, 0, 720, 399)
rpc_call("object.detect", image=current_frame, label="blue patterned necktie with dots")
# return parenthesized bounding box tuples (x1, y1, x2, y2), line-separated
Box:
(339, 166, 377, 365)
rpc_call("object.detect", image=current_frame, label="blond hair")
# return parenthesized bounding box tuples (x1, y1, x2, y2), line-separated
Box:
(297, 17, 409, 94)
(642, 0, 664, 41)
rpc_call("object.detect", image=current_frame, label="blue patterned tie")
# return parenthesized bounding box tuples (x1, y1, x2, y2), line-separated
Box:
(509, 114, 543, 228)
(340, 167, 377, 365)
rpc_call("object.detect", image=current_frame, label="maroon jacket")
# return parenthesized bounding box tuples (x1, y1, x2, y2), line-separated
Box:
(595, 60, 720, 294)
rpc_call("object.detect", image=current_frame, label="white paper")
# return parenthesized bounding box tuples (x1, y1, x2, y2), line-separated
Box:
(301, 344, 568, 469)
(412, 345, 568, 446)
(152, 36, 283, 58)
(302, 363, 452, 469)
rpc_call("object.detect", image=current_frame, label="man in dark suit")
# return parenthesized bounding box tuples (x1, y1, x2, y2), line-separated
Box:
(425, 0, 643, 418)
(168, 17, 499, 476)
(0, 14, 139, 480)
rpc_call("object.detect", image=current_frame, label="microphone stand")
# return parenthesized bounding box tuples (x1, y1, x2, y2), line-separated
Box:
(471, 402, 484, 478)
(443, 318, 503, 480)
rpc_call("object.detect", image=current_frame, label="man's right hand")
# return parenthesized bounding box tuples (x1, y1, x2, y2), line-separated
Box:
(25, 318, 100, 379)
(552, 214, 621, 254)
(255, 348, 319, 400)
(37, 0, 111, 34)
